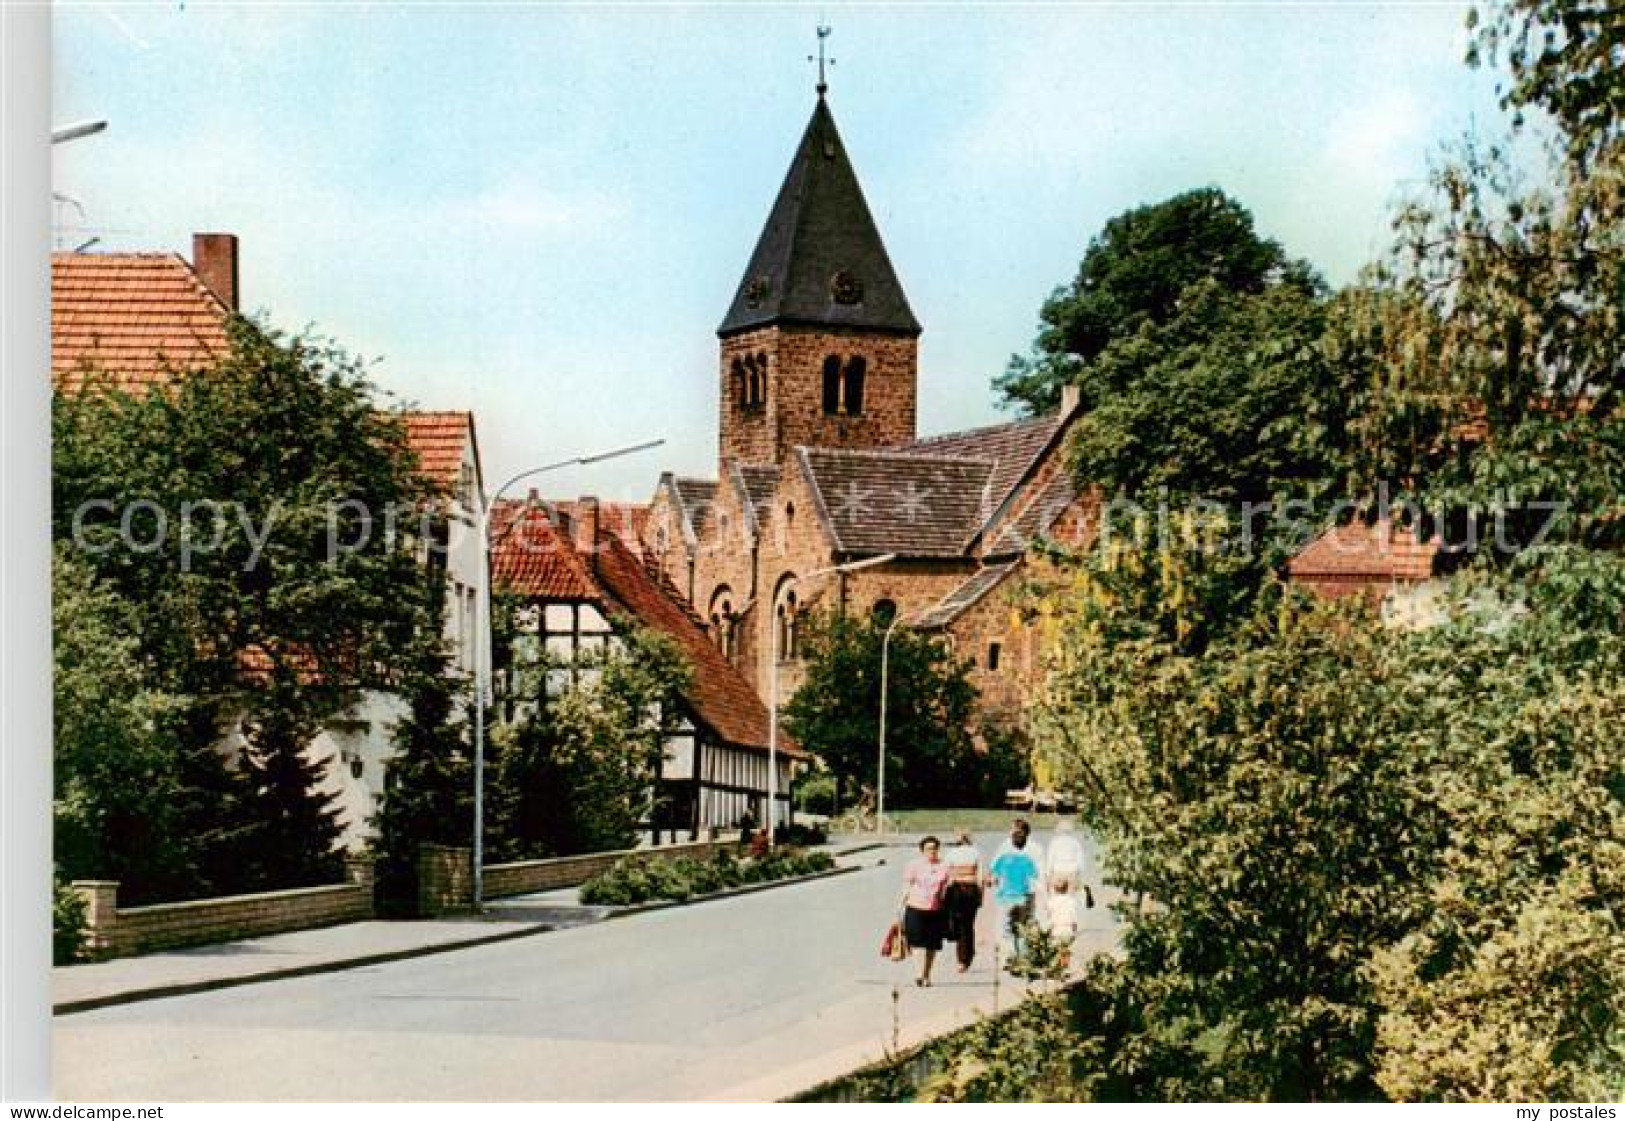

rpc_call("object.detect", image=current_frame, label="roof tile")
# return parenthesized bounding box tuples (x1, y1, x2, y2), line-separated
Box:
(52, 252, 232, 392)
(797, 446, 997, 557)
(1288, 519, 1440, 588)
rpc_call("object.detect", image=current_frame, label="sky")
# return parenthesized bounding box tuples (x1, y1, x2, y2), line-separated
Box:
(52, 2, 1510, 503)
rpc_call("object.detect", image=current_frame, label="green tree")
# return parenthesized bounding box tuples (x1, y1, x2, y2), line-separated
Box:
(1349, 2, 1623, 546)
(369, 600, 474, 915)
(490, 626, 691, 858)
(1064, 279, 1360, 511)
(996, 187, 1319, 417)
(783, 613, 981, 808)
(52, 320, 436, 899)
(235, 675, 346, 892)
(1029, 536, 1625, 1100)
(52, 545, 191, 903)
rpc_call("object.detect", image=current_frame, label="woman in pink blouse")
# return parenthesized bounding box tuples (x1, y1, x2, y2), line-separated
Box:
(897, 835, 951, 986)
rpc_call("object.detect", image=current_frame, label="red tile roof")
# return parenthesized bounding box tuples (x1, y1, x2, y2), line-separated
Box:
(489, 499, 599, 600)
(552, 499, 650, 558)
(491, 499, 789, 754)
(397, 411, 476, 494)
(1288, 519, 1440, 599)
(591, 530, 792, 755)
(52, 252, 232, 392)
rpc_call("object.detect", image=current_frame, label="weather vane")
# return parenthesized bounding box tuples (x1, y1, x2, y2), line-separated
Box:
(809, 24, 834, 98)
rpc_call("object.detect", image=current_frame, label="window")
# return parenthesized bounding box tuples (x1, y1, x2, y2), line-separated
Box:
(821, 354, 867, 416)
(822, 355, 842, 415)
(987, 641, 1002, 671)
(708, 586, 737, 660)
(843, 356, 866, 416)
(774, 580, 800, 661)
(737, 354, 766, 410)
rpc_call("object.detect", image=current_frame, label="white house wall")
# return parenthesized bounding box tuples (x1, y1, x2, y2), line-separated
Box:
(218, 689, 409, 855)
(441, 432, 485, 679)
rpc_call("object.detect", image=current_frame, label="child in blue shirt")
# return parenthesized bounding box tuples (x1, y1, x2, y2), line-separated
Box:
(987, 820, 1042, 963)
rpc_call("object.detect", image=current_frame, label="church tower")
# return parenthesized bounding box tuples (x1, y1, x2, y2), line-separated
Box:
(716, 90, 921, 470)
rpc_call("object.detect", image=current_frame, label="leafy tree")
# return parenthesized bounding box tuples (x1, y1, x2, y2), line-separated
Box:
(52, 320, 436, 899)
(996, 187, 1319, 416)
(783, 613, 981, 808)
(1029, 535, 1625, 1100)
(1064, 279, 1361, 511)
(1348, 2, 1623, 547)
(52, 545, 192, 903)
(489, 625, 692, 858)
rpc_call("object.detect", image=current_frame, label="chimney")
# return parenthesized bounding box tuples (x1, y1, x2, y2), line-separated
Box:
(571, 496, 601, 564)
(1060, 384, 1082, 417)
(192, 233, 239, 312)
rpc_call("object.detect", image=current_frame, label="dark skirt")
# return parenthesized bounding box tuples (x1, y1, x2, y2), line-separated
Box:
(902, 905, 946, 952)
(944, 881, 982, 940)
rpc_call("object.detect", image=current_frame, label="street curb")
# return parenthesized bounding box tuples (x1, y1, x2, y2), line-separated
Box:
(53, 921, 559, 1016)
(830, 841, 889, 857)
(54, 862, 862, 1016)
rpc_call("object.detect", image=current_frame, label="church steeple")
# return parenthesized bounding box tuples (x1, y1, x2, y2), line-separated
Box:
(715, 88, 921, 471)
(717, 97, 920, 340)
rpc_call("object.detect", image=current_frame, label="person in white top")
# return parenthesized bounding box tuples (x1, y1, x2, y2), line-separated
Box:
(1044, 817, 1090, 903)
(1045, 890, 1082, 973)
(942, 828, 984, 973)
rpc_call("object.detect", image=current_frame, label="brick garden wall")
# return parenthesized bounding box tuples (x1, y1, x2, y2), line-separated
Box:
(483, 839, 730, 899)
(73, 857, 375, 960)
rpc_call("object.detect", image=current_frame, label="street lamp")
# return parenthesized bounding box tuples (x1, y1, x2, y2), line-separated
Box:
(473, 438, 664, 907)
(876, 608, 919, 835)
(766, 552, 895, 848)
(52, 120, 107, 144)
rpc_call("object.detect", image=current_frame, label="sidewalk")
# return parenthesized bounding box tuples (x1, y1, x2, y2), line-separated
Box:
(53, 886, 604, 1015)
(55, 838, 891, 1015)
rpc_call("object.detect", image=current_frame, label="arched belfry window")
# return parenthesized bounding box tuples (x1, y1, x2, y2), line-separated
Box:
(821, 354, 867, 416)
(843, 356, 866, 416)
(738, 354, 767, 411)
(821, 355, 842, 415)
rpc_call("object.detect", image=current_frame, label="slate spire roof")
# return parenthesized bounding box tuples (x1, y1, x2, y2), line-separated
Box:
(718, 97, 920, 339)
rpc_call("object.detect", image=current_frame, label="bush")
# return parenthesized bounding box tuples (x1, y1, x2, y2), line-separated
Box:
(780, 821, 828, 846)
(579, 847, 834, 906)
(53, 874, 87, 965)
(795, 772, 837, 816)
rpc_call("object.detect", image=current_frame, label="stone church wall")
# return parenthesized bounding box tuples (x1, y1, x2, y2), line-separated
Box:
(719, 324, 918, 469)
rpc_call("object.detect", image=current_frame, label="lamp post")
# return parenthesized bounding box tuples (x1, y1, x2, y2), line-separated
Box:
(876, 609, 912, 836)
(52, 120, 107, 144)
(472, 438, 664, 908)
(766, 553, 895, 848)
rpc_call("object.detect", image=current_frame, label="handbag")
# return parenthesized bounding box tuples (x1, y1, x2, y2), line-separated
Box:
(881, 920, 910, 961)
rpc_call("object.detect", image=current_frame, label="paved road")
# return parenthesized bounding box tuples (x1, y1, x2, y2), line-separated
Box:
(54, 835, 1122, 1102)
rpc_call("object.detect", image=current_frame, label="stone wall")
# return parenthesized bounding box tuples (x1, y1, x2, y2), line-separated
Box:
(719, 324, 919, 471)
(73, 857, 375, 960)
(482, 838, 731, 899)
